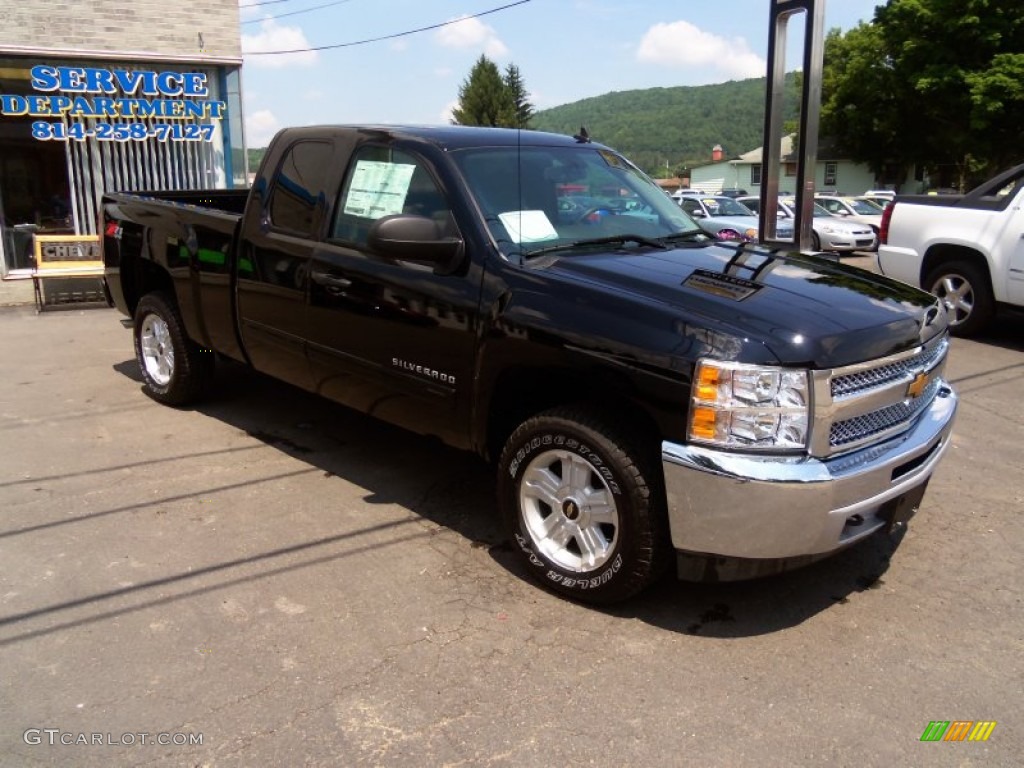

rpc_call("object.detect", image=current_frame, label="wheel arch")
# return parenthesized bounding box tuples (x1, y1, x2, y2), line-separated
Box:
(483, 364, 664, 466)
(120, 252, 176, 317)
(920, 243, 992, 296)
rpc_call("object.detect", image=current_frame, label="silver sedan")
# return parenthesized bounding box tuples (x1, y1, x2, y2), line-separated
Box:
(738, 196, 877, 252)
(678, 195, 792, 243)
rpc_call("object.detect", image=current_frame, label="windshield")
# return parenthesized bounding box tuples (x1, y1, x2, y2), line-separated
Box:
(781, 199, 835, 218)
(702, 197, 755, 216)
(848, 199, 882, 214)
(450, 144, 699, 257)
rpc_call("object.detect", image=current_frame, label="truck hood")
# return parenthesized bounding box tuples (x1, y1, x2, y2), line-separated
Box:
(538, 242, 945, 368)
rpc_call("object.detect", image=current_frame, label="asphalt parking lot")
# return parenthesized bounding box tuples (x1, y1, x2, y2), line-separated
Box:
(1, 285, 1021, 766)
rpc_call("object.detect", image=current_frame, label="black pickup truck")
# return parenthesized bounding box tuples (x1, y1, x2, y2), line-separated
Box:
(102, 125, 957, 603)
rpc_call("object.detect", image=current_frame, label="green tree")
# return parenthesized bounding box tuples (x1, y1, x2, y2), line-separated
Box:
(451, 55, 516, 127)
(503, 64, 534, 128)
(821, 1, 1024, 188)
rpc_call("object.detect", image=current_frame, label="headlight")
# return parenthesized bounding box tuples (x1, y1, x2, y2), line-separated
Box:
(689, 360, 810, 451)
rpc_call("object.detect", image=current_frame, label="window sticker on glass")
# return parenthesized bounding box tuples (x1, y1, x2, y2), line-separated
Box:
(343, 161, 416, 219)
(498, 210, 558, 244)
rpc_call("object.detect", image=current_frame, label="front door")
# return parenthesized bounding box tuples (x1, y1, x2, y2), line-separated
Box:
(305, 143, 480, 445)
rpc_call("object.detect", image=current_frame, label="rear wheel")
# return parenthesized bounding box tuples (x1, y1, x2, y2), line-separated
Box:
(498, 407, 669, 603)
(811, 232, 821, 251)
(133, 292, 212, 405)
(925, 261, 994, 337)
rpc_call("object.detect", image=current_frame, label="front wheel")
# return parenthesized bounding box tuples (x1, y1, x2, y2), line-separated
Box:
(498, 408, 669, 603)
(925, 260, 994, 337)
(133, 292, 212, 405)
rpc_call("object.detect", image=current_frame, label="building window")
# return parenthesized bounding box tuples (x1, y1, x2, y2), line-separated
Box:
(825, 162, 838, 187)
(751, 164, 761, 186)
(784, 162, 797, 177)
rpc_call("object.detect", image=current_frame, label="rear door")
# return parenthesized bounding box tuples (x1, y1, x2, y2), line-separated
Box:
(305, 142, 481, 445)
(237, 139, 337, 388)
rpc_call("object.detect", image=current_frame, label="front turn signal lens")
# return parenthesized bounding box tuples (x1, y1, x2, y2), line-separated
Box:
(688, 359, 810, 451)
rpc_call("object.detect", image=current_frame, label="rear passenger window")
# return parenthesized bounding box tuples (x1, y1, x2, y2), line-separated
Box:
(268, 141, 334, 237)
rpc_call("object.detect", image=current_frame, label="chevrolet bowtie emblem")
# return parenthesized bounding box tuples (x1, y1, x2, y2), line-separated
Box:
(906, 371, 929, 399)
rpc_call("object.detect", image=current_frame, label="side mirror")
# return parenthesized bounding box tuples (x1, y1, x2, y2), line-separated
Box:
(367, 214, 463, 272)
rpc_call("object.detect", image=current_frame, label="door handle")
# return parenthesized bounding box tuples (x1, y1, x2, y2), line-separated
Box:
(310, 271, 352, 289)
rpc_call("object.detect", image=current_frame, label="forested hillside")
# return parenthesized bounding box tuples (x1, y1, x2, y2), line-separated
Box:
(244, 76, 798, 180)
(531, 74, 800, 177)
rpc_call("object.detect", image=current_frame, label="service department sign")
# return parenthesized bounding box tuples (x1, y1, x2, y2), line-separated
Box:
(0, 64, 226, 143)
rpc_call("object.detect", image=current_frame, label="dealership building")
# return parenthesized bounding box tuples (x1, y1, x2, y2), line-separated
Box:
(0, 0, 245, 278)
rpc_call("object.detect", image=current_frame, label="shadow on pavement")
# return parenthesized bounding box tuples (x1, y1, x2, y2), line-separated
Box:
(968, 313, 1024, 352)
(109, 356, 907, 638)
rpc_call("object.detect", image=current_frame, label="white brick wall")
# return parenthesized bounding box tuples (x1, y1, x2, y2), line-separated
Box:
(0, 0, 240, 60)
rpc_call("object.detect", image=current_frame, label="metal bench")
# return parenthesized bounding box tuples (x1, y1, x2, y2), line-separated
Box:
(32, 235, 110, 311)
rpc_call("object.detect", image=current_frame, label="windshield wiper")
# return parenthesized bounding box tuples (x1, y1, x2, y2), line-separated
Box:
(660, 229, 710, 243)
(522, 234, 669, 259)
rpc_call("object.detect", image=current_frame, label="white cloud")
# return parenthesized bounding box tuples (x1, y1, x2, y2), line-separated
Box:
(237, 0, 260, 22)
(246, 109, 281, 147)
(439, 100, 459, 124)
(435, 16, 509, 58)
(390, 40, 408, 52)
(242, 19, 318, 68)
(636, 21, 765, 80)
(434, 67, 453, 78)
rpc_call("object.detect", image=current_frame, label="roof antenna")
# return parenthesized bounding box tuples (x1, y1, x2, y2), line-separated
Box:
(573, 125, 590, 143)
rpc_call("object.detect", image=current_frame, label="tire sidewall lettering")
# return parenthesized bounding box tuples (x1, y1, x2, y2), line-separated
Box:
(508, 427, 627, 591)
(508, 431, 622, 496)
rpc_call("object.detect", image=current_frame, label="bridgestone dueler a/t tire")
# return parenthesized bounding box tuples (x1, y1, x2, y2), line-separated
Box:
(133, 292, 212, 406)
(498, 407, 670, 604)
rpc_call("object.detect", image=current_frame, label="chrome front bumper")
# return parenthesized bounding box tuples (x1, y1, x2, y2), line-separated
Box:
(661, 385, 957, 561)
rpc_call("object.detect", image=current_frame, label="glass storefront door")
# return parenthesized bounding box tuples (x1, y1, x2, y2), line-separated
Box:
(0, 86, 74, 276)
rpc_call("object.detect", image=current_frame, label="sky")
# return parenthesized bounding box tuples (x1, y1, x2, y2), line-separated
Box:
(237, 0, 883, 147)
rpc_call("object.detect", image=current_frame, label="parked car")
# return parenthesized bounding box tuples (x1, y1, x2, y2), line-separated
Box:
(718, 188, 748, 198)
(860, 194, 894, 211)
(737, 196, 877, 252)
(678, 195, 792, 242)
(814, 195, 884, 232)
(669, 189, 702, 202)
(878, 162, 1024, 336)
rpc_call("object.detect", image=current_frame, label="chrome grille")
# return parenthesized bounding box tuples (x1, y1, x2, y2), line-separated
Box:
(810, 333, 950, 458)
(832, 337, 947, 398)
(830, 378, 941, 446)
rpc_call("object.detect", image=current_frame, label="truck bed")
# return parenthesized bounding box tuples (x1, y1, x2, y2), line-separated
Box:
(102, 190, 246, 358)
(118, 189, 250, 215)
